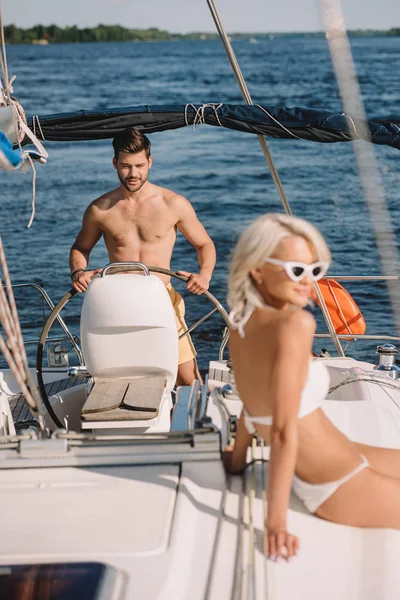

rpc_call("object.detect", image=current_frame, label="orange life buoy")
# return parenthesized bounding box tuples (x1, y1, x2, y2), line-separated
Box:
(311, 279, 366, 336)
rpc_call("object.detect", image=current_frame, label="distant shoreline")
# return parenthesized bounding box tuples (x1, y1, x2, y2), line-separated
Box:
(4, 25, 400, 45)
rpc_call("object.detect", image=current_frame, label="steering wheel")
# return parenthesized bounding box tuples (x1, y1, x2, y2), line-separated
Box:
(36, 263, 230, 429)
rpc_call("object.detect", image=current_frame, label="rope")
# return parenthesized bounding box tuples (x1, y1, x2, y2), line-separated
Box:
(9, 99, 23, 156)
(329, 373, 400, 395)
(0, 2, 47, 190)
(32, 115, 45, 142)
(18, 119, 48, 159)
(0, 56, 8, 103)
(26, 154, 37, 228)
(255, 104, 301, 140)
(343, 113, 358, 137)
(184, 103, 224, 129)
(0, 237, 42, 422)
(329, 372, 400, 413)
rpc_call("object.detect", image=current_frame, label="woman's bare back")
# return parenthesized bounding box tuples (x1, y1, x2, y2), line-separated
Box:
(229, 307, 370, 479)
(229, 306, 306, 424)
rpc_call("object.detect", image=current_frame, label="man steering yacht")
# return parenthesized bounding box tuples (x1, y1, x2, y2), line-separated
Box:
(69, 127, 216, 386)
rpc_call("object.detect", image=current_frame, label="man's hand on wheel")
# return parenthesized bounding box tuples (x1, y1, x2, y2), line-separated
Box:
(71, 269, 102, 293)
(177, 271, 211, 295)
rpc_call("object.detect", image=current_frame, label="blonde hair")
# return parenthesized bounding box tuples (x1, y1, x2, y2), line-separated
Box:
(227, 213, 331, 334)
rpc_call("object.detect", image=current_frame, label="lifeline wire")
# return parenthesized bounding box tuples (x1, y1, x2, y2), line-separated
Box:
(320, 0, 400, 335)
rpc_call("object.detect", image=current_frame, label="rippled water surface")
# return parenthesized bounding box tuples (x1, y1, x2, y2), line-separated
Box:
(1, 36, 400, 370)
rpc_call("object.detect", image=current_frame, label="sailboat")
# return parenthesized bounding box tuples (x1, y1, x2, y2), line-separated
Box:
(1, 1, 400, 598)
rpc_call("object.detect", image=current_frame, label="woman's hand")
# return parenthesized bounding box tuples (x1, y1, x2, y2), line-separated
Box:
(267, 527, 299, 561)
(223, 445, 247, 474)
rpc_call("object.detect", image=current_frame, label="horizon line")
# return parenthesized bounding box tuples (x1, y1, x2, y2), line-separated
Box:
(4, 23, 399, 35)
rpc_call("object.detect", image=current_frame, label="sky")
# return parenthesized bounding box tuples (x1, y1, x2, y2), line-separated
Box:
(3, 0, 400, 33)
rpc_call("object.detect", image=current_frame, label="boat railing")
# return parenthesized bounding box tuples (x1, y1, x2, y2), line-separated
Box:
(325, 276, 399, 282)
(318, 275, 399, 345)
(315, 334, 400, 341)
(3, 282, 84, 365)
(7, 275, 397, 367)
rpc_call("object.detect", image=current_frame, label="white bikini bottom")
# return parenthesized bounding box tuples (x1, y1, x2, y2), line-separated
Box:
(292, 454, 369, 513)
(242, 409, 370, 514)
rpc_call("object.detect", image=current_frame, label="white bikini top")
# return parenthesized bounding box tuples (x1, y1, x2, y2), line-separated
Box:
(298, 358, 330, 418)
(242, 359, 330, 433)
(228, 304, 330, 430)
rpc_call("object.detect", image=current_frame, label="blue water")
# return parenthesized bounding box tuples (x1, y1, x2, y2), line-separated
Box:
(1, 36, 400, 371)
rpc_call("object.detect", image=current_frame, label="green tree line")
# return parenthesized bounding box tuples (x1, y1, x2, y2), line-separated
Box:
(4, 24, 400, 44)
(4, 24, 176, 44)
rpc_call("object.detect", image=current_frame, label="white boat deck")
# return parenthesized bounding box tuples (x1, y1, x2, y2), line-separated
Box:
(1, 357, 400, 597)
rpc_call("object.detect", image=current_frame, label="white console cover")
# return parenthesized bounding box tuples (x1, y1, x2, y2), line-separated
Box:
(80, 273, 178, 393)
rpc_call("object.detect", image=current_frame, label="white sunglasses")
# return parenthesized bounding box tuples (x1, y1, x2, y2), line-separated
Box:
(265, 258, 329, 282)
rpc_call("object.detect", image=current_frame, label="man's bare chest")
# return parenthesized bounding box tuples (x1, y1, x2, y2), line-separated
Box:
(102, 204, 177, 244)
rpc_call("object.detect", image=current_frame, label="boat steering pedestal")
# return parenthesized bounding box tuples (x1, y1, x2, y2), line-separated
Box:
(36, 263, 230, 430)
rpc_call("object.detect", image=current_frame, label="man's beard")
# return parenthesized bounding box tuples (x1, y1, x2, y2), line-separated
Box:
(118, 171, 148, 192)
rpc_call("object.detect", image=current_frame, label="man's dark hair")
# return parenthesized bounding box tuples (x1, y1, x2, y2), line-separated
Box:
(112, 128, 151, 160)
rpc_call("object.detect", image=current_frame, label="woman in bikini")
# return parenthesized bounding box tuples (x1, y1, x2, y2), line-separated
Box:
(225, 213, 400, 562)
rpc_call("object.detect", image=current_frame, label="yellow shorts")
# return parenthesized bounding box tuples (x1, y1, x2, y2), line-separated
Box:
(166, 284, 197, 366)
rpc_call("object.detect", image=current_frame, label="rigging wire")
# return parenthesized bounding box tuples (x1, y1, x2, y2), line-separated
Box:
(0, 0, 10, 99)
(0, 1, 21, 152)
(206, 0, 292, 216)
(0, 4, 47, 228)
(205, 0, 345, 357)
(319, 0, 400, 336)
